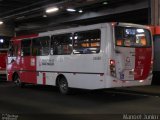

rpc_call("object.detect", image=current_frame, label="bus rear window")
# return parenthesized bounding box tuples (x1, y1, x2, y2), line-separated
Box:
(115, 26, 151, 47)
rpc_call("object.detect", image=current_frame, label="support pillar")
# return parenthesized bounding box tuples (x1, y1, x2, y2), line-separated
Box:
(151, 0, 160, 25)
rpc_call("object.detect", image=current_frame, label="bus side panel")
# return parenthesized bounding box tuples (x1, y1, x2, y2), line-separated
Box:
(20, 71, 37, 84)
(65, 73, 105, 89)
(36, 71, 105, 89)
(38, 72, 56, 86)
(36, 53, 105, 88)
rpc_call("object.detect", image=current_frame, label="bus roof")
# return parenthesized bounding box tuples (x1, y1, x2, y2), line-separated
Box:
(39, 22, 149, 37)
(11, 22, 150, 40)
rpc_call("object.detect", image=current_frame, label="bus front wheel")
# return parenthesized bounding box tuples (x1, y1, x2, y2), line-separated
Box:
(57, 77, 69, 95)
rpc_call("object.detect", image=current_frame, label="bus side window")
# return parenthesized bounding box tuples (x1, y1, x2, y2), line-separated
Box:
(21, 39, 31, 56)
(40, 36, 50, 55)
(32, 36, 50, 56)
(73, 29, 100, 54)
(51, 33, 73, 55)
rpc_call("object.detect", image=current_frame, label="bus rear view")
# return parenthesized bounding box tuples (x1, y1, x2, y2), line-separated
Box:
(109, 23, 153, 88)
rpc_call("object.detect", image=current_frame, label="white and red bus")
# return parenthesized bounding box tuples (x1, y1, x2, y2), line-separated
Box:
(7, 22, 153, 94)
(0, 37, 10, 80)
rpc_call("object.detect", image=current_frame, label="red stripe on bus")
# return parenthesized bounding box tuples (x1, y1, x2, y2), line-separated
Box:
(135, 48, 152, 80)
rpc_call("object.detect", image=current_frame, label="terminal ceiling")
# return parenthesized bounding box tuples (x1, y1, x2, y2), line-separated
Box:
(0, 0, 149, 35)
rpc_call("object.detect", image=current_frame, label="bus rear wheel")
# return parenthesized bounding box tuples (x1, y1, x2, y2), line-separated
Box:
(13, 74, 25, 87)
(57, 77, 69, 95)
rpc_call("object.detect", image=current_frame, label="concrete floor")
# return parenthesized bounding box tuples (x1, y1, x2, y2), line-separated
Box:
(0, 82, 160, 120)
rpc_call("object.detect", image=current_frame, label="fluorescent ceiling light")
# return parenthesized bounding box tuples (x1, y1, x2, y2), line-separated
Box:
(67, 8, 76, 12)
(103, 1, 108, 5)
(0, 21, 3, 25)
(0, 39, 4, 43)
(46, 7, 59, 13)
(78, 9, 83, 13)
(43, 14, 47, 18)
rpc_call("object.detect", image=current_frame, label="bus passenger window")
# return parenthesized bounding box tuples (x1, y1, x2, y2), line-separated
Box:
(51, 33, 72, 55)
(32, 36, 50, 56)
(73, 29, 100, 54)
(21, 39, 31, 56)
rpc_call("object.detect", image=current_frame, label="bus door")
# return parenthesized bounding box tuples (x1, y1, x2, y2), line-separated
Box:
(114, 26, 152, 80)
(21, 38, 37, 84)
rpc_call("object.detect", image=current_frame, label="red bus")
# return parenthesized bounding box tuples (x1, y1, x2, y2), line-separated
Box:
(0, 37, 10, 80)
(7, 23, 153, 94)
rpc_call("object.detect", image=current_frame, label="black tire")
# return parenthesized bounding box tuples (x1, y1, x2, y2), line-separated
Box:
(13, 74, 25, 87)
(57, 77, 69, 95)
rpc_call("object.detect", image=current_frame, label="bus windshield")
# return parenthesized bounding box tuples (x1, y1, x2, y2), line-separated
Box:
(115, 26, 151, 47)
